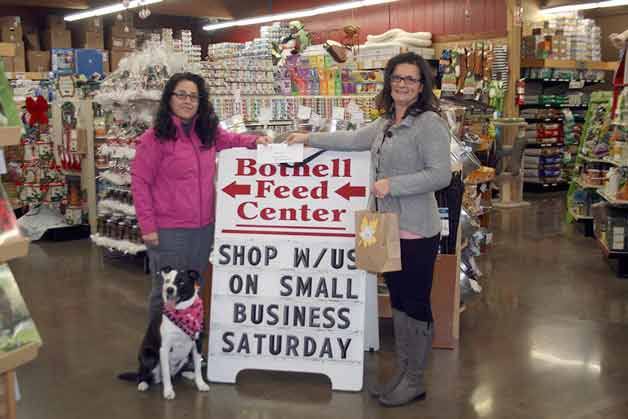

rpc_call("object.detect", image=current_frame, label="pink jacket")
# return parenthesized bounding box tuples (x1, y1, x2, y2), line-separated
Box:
(131, 115, 257, 235)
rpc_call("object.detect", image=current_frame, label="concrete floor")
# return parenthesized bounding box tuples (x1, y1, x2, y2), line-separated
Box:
(11, 194, 628, 418)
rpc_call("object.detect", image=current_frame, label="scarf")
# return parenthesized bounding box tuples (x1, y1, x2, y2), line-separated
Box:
(164, 296, 204, 339)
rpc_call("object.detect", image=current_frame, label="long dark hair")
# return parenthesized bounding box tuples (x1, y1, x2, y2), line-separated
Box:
(376, 52, 440, 119)
(154, 72, 219, 148)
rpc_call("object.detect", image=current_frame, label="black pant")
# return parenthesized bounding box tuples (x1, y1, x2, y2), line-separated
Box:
(384, 234, 440, 323)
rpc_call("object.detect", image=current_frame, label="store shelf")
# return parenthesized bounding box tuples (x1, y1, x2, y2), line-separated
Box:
(575, 178, 603, 189)
(524, 78, 604, 84)
(5, 72, 49, 80)
(523, 117, 565, 123)
(0, 236, 30, 264)
(245, 120, 294, 126)
(0, 342, 40, 376)
(520, 103, 589, 109)
(521, 59, 619, 71)
(568, 207, 593, 221)
(581, 156, 618, 165)
(597, 190, 628, 206)
(526, 142, 564, 148)
(90, 234, 146, 255)
(596, 235, 628, 257)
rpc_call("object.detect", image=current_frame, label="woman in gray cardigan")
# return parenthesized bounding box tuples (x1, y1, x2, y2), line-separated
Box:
(288, 52, 451, 407)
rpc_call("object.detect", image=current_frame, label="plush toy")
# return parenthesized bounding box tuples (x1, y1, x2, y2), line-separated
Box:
(25, 96, 49, 127)
(272, 20, 311, 66)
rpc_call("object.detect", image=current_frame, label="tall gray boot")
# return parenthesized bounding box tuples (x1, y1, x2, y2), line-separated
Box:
(379, 318, 432, 407)
(367, 309, 408, 397)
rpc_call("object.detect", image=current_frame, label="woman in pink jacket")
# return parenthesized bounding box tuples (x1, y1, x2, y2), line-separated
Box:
(131, 73, 270, 318)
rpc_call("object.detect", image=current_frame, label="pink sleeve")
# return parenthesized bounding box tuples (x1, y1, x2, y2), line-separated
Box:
(131, 131, 161, 235)
(214, 126, 258, 152)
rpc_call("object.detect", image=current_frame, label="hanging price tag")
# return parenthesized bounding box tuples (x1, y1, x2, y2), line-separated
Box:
(297, 105, 312, 120)
(332, 106, 345, 120)
(568, 80, 585, 89)
(310, 111, 322, 127)
(347, 101, 360, 113)
(258, 107, 272, 124)
(351, 111, 365, 123)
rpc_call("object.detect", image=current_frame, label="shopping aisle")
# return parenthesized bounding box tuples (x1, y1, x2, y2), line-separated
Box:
(10, 194, 628, 419)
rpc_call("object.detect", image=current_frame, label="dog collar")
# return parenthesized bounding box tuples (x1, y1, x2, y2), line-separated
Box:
(164, 297, 204, 339)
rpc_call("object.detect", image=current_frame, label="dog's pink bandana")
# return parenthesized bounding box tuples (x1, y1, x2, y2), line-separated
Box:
(164, 297, 204, 339)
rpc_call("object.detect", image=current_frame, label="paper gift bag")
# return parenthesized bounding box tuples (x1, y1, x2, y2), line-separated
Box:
(354, 210, 402, 273)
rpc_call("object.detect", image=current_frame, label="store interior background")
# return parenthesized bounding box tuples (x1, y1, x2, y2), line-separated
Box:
(0, 0, 627, 417)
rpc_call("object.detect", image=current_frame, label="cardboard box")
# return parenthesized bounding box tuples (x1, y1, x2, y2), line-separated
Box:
(0, 17, 23, 43)
(24, 32, 40, 51)
(1, 56, 15, 72)
(124, 38, 136, 49)
(101, 49, 110, 73)
(46, 15, 66, 30)
(42, 29, 72, 50)
(0, 42, 16, 57)
(26, 50, 50, 72)
(84, 17, 103, 32)
(13, 42, 25, 72)
(110, 25, 136, 39)
(75, 48, 103, 77)
(110, 49, 132, 72)
(0, 126, 22, 146)
(75, 30, 104, 49)
(108, 36, 126, 50)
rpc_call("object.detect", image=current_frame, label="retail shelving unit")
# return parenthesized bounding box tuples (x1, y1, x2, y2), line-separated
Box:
(521, 59, 619, 71)
(0, 127, 39, 419)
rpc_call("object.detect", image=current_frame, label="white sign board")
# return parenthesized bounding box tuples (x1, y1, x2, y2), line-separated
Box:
(208, 148, 371, 391)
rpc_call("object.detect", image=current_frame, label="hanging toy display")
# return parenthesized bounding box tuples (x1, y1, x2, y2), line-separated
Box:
(15, 95, 68, 213)
(60, 101, 81, 174)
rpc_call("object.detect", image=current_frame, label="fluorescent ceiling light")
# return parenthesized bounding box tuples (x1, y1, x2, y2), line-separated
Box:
(64, 0, 163, 22)
(203, 0, 399, 31)
(541, 0, 628, 14)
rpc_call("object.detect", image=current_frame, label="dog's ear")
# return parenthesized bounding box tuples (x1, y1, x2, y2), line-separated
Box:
(160, 266, 173, 274)
(187, 270, 201, 284)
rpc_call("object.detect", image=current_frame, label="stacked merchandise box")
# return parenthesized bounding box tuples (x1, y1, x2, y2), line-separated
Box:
(0, 17, 25, 72)
(42, 15, 72, 50)
(51, 49, 75, 76)
(107, 17, 136, 72)
(523, 13, 602, 61)
(71, 17, 104, 49)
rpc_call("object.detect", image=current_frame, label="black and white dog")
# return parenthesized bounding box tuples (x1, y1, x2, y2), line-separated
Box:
(119, 267, 209, 399)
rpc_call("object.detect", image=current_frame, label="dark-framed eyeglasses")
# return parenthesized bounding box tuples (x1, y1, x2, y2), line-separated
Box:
(172, 91, 200, 103)
(391, 75, 421, 85)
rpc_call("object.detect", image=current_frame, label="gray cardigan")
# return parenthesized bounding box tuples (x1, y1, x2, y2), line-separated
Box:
(308, 111, 451, 238)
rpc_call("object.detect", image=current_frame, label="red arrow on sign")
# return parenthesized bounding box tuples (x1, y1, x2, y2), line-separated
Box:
(222, 181, 251, 198)
(335, 182, 366, 200)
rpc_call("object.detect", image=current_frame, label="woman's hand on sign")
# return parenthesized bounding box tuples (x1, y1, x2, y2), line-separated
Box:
(256, 136, 273, 145)
(373, 178, 391, 198)
(142, 232, 159, 247)
(286, 133, 309, 145)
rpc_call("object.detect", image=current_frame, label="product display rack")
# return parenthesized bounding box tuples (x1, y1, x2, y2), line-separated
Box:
(0, 126, 40, 419)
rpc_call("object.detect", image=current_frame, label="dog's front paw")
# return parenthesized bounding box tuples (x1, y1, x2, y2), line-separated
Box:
(163, 388, 176, 400)
(196, 380, 210, 392)
(137, 382, 149, 392)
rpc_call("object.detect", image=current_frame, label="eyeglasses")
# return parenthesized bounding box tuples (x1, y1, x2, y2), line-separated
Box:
(391, 75, 421, 85)
(172, 91, 200, 103)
